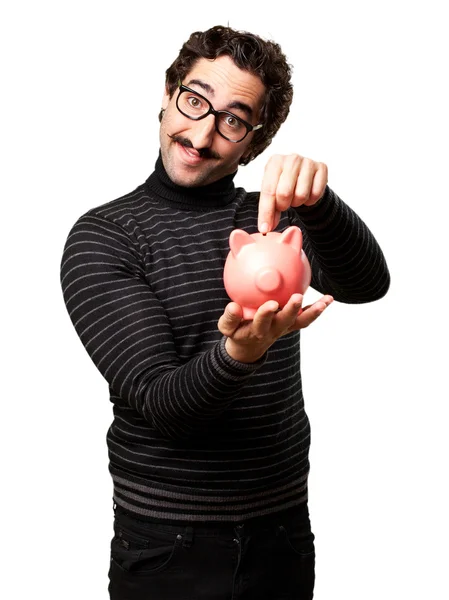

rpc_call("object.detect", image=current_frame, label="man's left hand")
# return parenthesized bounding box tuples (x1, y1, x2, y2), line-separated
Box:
(258, 154, 328, 234)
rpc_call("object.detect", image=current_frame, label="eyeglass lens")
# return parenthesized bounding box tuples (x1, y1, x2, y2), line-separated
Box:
(178, 89, 248, 142)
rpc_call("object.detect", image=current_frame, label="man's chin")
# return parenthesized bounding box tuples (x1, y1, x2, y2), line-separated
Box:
(169, 169, 217, 188)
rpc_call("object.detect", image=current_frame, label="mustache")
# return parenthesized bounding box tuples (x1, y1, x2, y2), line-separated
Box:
(168, 134, 222, 160)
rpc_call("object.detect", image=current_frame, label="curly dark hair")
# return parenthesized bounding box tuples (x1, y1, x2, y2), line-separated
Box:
(161, 25, 293, 165)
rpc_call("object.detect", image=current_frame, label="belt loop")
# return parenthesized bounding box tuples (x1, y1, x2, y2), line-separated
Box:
(182, 526, 194, 548)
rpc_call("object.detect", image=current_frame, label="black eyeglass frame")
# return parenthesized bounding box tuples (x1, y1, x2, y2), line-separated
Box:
(176, 83, 263, 143)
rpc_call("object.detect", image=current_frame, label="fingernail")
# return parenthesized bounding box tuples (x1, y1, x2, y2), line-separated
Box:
(259, 222, 269, 234)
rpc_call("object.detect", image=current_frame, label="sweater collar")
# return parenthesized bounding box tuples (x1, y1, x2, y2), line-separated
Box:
(145, 152, 238, 209)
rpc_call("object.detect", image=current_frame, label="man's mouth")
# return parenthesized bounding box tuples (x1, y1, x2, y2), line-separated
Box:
(176, 142, 205, 165)
(182, 146, 201, 159)
(168, 134, 221, 160)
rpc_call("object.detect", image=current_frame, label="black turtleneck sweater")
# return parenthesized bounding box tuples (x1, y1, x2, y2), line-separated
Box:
(60, 155, 390, 521)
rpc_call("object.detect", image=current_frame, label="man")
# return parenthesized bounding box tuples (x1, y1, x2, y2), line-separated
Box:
(61, 25, 390, 600)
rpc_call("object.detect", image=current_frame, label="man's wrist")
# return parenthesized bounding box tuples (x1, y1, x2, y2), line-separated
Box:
(224, 338, 266, 364)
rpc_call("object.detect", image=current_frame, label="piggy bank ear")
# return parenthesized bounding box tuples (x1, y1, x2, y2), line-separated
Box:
(229, 229, 255, 258)
(278, 226, 302, 253)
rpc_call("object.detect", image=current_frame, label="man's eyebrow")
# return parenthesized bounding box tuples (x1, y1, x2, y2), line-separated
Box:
(227, 101, 253, 119)
(186, 79, 254, 119)
(186, 79, 215, 96)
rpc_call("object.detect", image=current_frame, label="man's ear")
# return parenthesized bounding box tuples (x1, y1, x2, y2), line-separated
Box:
(159, 87, 170, 122)
(161, 87, 170, 110)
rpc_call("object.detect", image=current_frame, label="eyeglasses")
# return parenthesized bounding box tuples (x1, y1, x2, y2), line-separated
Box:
(176, 83, 263, 143)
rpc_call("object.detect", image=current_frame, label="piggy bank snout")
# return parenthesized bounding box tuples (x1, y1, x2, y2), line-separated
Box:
(255, 267, 282, 293)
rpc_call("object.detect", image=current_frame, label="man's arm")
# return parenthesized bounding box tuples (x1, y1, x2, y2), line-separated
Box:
(60, 212, 265, 440)
(257, 154, 390, 303)
(292, 185, 390, 303)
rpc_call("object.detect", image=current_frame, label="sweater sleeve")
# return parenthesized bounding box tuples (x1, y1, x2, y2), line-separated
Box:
(60, 212, 265, 439)
(290, 186, 390, 303)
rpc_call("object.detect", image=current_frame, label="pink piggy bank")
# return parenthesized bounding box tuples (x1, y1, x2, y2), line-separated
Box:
(223, 226, 312, 319)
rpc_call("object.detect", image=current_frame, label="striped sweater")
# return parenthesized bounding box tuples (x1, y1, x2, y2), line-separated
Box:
(60, 154, 390, 522)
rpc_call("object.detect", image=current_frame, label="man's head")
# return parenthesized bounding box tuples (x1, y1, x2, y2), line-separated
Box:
(159, 25, 293, 187)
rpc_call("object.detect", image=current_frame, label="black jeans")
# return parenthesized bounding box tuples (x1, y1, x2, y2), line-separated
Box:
(108, 502, 315, 600)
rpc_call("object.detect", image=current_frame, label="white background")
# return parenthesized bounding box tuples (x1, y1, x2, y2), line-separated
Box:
(2, 1, 448, 598)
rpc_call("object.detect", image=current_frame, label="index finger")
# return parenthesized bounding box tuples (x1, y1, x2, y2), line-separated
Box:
(258, 156, 284, 233)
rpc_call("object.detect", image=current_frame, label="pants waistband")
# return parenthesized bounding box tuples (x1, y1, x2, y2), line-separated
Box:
(113, 500, 310, 537)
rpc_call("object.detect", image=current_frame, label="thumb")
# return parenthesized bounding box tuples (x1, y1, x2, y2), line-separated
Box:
(217, 302, 243, 336)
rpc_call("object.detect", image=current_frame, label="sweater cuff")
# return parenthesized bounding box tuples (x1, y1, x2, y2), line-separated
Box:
(216, 336, 267, 376)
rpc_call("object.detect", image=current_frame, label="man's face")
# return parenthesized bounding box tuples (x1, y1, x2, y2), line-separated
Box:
(159, 55, 266, 187)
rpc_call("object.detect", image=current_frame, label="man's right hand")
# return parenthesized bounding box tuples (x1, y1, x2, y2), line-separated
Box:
(217, 293, 333, 364)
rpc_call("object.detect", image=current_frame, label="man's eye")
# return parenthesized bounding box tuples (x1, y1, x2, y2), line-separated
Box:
(188, 96, 202, 108)
(225, 116, 239, 129)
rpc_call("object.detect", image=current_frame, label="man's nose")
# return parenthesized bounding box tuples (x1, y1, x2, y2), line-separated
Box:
(189, 114, 216, 149)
